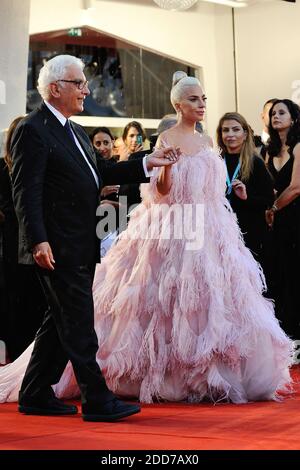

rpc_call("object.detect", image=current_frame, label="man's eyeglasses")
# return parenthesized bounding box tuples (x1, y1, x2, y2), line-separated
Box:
(56, 79, 89, 90)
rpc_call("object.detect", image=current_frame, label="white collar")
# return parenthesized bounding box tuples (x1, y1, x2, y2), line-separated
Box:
(44, 101, 68, 126)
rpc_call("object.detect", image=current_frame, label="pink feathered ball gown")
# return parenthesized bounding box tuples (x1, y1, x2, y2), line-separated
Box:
(0, 141, 293, 404)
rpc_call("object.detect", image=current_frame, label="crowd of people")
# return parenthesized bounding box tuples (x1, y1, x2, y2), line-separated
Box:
(0, 54, 298, 421)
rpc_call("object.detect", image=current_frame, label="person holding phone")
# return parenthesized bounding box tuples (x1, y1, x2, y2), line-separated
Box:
(118, 121, 146, 161)
(114, 122, 148, 229)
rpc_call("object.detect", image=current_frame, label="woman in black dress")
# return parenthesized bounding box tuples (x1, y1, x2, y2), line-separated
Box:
(0, 117, 45, 360)
(265, 99, 300, 341)
(217, 112, 274, 274)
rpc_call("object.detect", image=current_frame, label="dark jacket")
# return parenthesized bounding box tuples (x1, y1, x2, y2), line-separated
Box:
(225, 153, 274, 255)
(11, 103, 148, 266)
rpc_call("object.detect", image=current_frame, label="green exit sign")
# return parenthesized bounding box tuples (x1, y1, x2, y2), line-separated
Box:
(68, 28, 82, 37)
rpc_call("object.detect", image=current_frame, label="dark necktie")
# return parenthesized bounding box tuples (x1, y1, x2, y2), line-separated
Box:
(64, 119, 76, 144)
(64, 119, 99, 187)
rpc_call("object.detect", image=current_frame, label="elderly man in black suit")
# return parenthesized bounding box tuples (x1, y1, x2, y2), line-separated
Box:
(11, 54, 180, 422)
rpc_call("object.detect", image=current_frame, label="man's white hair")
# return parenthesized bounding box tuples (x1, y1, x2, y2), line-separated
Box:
(170, 71, 202, 111)
(37, 55, 85, 100)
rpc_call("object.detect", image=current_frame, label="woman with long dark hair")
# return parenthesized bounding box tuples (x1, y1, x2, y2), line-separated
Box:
(121, 121, 146, 160)
(265, 99, 300, 340)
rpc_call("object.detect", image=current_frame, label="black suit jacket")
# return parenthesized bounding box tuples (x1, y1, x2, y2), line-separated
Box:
(118, 150, 150, 210)
(11, 103, 148, 266)
(0, 159, 19, 265)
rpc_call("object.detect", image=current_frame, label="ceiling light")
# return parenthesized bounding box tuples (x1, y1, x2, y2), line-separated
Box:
(153, 0, 198, 11)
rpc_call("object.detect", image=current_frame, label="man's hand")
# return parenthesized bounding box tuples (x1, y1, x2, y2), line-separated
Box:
(101, 185, 120, 198)
(146, 147, 181, 170)
(100, 200, 121, 209)
(33, 241, 55, 270)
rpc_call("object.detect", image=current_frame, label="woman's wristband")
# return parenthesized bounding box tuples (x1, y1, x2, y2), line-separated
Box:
(271, 203, 279, 212)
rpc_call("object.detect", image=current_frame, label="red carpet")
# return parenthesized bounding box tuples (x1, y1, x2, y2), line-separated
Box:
(0, 366, 299, 451)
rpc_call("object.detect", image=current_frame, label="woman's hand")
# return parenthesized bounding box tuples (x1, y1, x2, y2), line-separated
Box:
(134, 144, 144, 153)
(232, 179, 247, 200)
(265, 208, 275, 228)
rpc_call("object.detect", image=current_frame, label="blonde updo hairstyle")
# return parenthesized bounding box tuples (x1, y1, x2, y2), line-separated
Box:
(170, 71, 202, 112)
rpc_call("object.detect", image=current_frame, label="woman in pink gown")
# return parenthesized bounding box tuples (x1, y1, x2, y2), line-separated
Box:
(0, 72, 293, 405)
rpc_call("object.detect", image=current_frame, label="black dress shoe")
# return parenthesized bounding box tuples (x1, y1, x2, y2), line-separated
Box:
(18, 396, 78, 416)
(82, 398, 141, 422)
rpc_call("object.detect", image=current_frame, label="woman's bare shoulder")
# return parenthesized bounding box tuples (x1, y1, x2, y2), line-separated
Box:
(159, 128, 178, 140)
(198, 133, 213, 148)
(157, 128, 179, 148)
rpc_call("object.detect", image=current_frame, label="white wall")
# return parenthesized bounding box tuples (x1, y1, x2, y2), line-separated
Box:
(29, 0, 236, 136)
(235, 1, 300, 133)
(0, 0, 30, 131)
(4, 0, 300, 139)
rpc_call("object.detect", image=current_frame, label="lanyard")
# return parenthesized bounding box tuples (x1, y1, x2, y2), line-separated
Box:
(224, 156, 240, 195)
